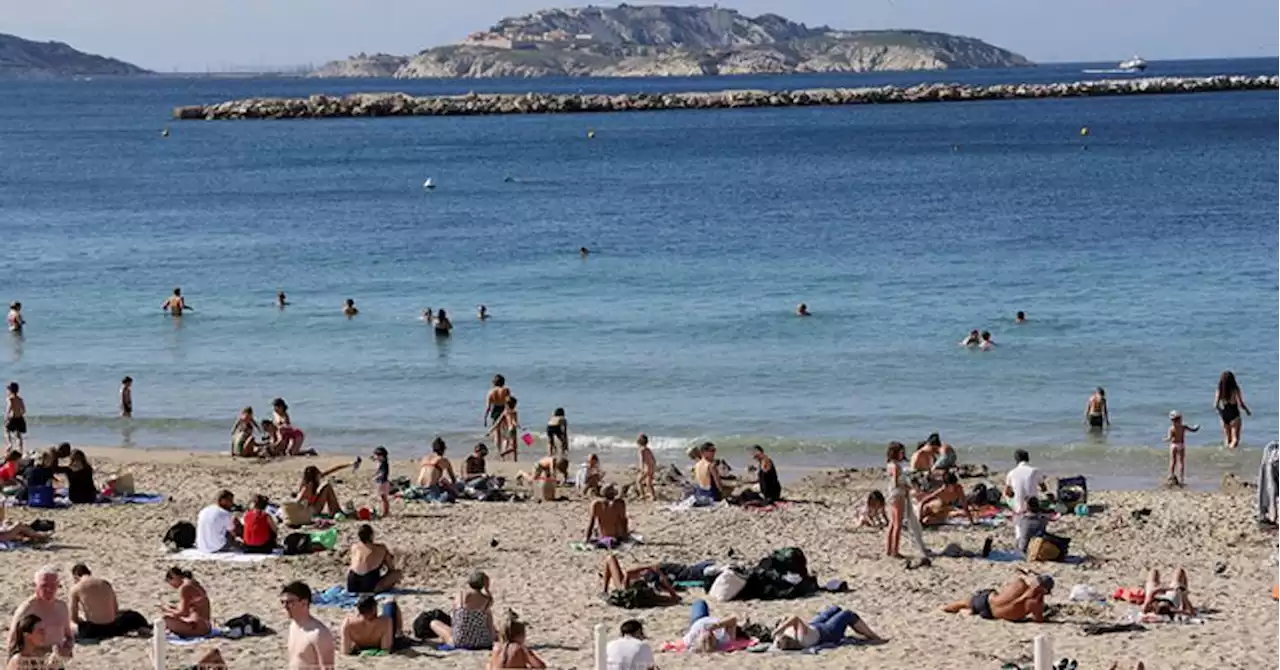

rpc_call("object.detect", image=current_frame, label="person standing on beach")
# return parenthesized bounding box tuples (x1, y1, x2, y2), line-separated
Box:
(119, 377, 133, 419)
(371, 446, 390, 518)
(161, 288, 190, 317)
(484, 376, 511, 454)
(6, 302, 24, 333)
(1213, 371, 1250, 449)
(1085, 387, 1109, 431)
(491, 398, 521, 461)
(636, 434, 656, 501)
(884, 441, 931, 562)
(4, 382, 26, 451)
(1165, 411, 1199, 486)
(281, 581, 335, 670)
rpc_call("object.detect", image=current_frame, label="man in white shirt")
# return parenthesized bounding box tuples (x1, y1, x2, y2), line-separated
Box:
(1004, 450, 1047, 549)
(605, 619, 655, 670)
(195, 490, 241, 553)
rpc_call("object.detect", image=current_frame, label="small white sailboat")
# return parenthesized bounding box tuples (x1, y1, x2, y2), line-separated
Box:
(422, 178, 435, 190)
(1118, 55, 1147, 71)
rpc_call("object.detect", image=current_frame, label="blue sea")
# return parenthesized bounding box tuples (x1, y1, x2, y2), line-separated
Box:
(0, 58, 1275, 488)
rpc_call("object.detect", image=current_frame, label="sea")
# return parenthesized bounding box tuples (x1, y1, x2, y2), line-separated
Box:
(0, 58, 1275, 489)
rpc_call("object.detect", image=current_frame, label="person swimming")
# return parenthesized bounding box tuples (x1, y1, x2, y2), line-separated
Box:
(979, 331, 995, 350)
(477, 305, 489, 321)
(959, 329, 980, 347)
(342, 299, 359, 317)
(434, 309, 453, 336)
(1015, 310, 1026, 323)
(796, 303, 811, 317)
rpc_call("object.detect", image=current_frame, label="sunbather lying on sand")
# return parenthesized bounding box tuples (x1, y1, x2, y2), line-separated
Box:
(0, 521, 51, 545)
(772, 606, 883, 650)
(684, 600, 739, 652)
(1141, 567, 1195, 617)
(600, 555, 680, 605)
(942, 573, 1053, 622)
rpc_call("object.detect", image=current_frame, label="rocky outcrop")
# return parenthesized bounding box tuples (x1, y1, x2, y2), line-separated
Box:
(311, 4, 1029, 79)
(175, 75, 1279, 121)
(0, 33, 149, 78)
(310, 53, 407, 78)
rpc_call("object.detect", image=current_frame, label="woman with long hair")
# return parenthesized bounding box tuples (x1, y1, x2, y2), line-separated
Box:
(7, 614, 48, 670)
(297, 463, 352, 516)
(1214, 371, 1251, 449)
(162, 567, 212, 639)
(884, 441, 930, 562)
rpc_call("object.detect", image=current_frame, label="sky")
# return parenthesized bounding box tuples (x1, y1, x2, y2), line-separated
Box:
(3, 0, 1276, 71)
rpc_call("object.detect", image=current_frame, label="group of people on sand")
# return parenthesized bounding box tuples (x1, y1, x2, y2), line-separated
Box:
(0, 442, 116, 507)
(230, 398, 312, 458)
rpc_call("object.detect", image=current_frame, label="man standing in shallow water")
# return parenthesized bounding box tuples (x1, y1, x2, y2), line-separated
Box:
(161, 288, 190, 317)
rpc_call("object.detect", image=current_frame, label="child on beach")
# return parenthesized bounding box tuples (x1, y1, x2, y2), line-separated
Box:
(546, 408, 569, 456)
(120, 376, 133, 418)
(857, 491, 889, 529)
(372, 446, 390, 517)
(1165, 411, 1200, 486)
(636, 434, 656, 500)
(4, 382, 26, 451)
(492, 397, 521, 462)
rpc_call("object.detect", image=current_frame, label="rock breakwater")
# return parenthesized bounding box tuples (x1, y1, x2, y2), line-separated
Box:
(174, 75, 1278, 120)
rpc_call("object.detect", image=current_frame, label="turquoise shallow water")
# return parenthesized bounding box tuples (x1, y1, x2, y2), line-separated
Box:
(0, 59, 1275, 488)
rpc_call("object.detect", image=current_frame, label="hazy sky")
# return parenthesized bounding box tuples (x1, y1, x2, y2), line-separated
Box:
(4, 0, 1276, 71)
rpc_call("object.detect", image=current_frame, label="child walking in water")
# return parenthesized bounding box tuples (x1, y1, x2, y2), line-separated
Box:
(1164, 411, 1199, 486)
(492, 398, 521, 462)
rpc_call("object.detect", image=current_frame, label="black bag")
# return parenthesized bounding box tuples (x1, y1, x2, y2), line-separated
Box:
(606, 582, 663, 609)
(413, 609, 451, 639)
(222, 614, 266, 637)
(282, 532, 313, 556)
(163, 522, 196, 550)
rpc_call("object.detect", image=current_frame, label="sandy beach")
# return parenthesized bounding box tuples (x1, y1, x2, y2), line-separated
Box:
(1, 446, 1275, 670)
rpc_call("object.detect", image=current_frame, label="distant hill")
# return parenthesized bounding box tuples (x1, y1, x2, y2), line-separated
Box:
(0, 33, 149, 78)
(314, 4, 1031, 79)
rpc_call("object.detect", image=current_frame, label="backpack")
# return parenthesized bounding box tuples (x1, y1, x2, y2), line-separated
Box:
(282, 532, 313, 556)
(163, 522, 196, 551)
(606, 582, 663, 609)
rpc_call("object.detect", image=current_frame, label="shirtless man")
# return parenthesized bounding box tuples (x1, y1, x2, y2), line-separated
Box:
(417, 438, 457, 502)
(347, 525, 402, 594)
(585, 485, 630, 545)
(282, 581, 335, 670)
(636, 434, 656, 501)
(341, 597, 405, 655)
(1165, 411, 1200, 486)
(918, 473, 974, 526)
(162, 288, 190, 317)
(942, 573, 1054, 622)
(69, 564, 149, 640)
(342, 299, 358, 317)
(909, 441, 935, 472)
(7, 566, 74, 660)
(692, 443, 724, 501)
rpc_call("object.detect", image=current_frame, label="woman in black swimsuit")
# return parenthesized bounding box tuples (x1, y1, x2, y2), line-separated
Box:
(1214, 370, 1250, 449)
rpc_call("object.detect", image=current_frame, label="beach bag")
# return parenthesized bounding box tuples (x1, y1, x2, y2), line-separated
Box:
(163, 521, 196, 551)
(1028, 533, 1070, 562)
(108, 472, 136, 496)
(282, 532, 313, 556)
(413, 609, 451, 639)
(281, 501, 312, 526)
(606, 582, 662, 609)
(708, 568, 748, 602)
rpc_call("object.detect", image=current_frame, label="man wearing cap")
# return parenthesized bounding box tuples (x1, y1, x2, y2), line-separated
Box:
(942, 573, 1053, 622)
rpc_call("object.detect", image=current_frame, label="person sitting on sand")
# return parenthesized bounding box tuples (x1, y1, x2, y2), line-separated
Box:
(282, 581, 335, 670)
(1141, 567, 1196, 617)
(195, 490, 242, 554)
(69, 564, 149, 641)
(606, 619, 655, 670)
(577, 454, 604, 496)
(925, 433, 957, 471)
(942, 573, 1053, 622)
(692, 443, 724, 502)
(857, 491, 889, 529)
(341, 596, 408, 655)
(417, 437, 458, 503)
(918, 472, 974, 526)
(8, 614, 55, 670)
(241, 495, 278, 554)
(909, 441, 935, 472)
(7, 567, 74, 661)
(585, 484, 630, 546)
(298, 462, 355, 517)
(57, 449, 99, 505)
(772, 605, 883, 651)
(750, 445, 782, 503)
(490, 615, 547, 669)
(347, 525, 402, 594)
(684, 599, 740, 653)
(0, 449, 21, 485)
(443, 572, 495, 651)
(231, 407, 265, 458)
(464, 443, 489, 481)
(162, 567, 212, 639)
(600, 555, 679, 605)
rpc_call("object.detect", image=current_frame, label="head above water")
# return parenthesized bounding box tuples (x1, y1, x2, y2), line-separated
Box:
(1014, 449, 1030, 464)
(980, 330, 991, 341)
(1015, 310, 1025, 321)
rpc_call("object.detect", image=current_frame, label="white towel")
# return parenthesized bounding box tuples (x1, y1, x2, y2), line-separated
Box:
(171, 549, 277, 563)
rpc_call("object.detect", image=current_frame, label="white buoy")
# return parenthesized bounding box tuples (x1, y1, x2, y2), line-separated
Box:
(422, 178, 435, 190)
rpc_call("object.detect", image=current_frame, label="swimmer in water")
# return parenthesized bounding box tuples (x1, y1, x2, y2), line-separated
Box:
(580, 247, 590, 257)
(6, 302, 23, 333)
(477, 305, 489, 321)
(433, 309, 452, 336)
(1015, 311, 1026, 323)
(343, 299, 359, 318)
(277, 292, 289, 309)
(959, 330, 980, 347)
(796, 303, 811, 317)
(162, 288, 191, 317)
(1085, 387, 1109, 431)
(979, 331, 995, 350)
(421, 308, 434, 324)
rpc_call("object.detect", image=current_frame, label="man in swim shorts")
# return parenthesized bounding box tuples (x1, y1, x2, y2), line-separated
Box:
(942, 573, 1053, 622)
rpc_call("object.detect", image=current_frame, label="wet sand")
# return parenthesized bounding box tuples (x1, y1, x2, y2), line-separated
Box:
(0, 447, 1274, 669)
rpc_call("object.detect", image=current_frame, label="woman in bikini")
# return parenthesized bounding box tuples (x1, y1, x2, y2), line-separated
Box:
(1214, 371, 1250, 449)
(884, 441, 930, 561)
(484, 376, 511, 454)
(162, 567, 212, 638)
(489, 617, 546, 669)
(271, 398, 308, 455)
(298, 463, 355, 516)
(1085, 387, 1110, 431)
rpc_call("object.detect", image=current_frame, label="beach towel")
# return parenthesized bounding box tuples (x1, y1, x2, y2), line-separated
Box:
(570, 534, 645, 552)
(166, 629, 222, 646)
(109, 493, 166, 505)
(311, 586, 410, 609)
(660, 638, 756, 653)
(171, 549, 279, 563)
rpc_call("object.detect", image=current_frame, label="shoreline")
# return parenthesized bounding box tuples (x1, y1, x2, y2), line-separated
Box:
(172, 74, 1279, 120)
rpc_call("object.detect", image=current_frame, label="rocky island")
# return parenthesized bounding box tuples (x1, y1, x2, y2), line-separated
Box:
(312, 4, 1031, 79)
(0, 33, 149, 78)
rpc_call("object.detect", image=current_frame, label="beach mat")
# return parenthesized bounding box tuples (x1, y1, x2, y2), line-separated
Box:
(167, 629, 222, 646)
(311, 586, 425, 609)
(171, 549, 279, 563)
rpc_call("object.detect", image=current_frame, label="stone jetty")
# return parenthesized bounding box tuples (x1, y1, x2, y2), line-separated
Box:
(174, 75, 1278, 121)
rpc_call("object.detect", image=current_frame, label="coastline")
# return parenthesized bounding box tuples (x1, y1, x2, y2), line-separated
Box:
(172, 74, 1279, 120)
(0, 446, 1273, 669)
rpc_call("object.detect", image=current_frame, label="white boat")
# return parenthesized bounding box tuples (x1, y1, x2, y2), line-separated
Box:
(422, 178, 435, 190)
(1118, 55, 1147, 71)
